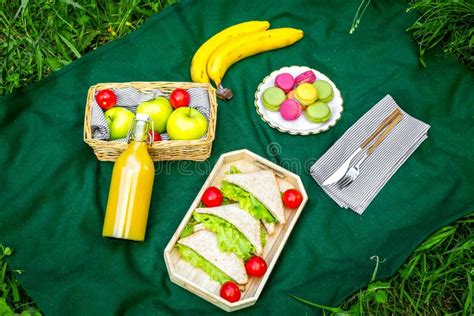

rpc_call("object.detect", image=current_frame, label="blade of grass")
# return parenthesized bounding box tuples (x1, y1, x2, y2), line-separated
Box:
(57, 33, 81, 59)
(349, 0, 371, 34)
(9, 279, 20, 303)
(415, 225, 456, 252)
(13, 0, 29, 20)
(290, 295, 345, 313)
(464, 269, 472, 316)
(35, 48, 43, 80)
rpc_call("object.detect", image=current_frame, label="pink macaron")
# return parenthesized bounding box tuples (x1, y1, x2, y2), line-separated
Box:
(275, 73, 295, 94)
(294, 70, 316, 85)
(280, 99, 302, 121)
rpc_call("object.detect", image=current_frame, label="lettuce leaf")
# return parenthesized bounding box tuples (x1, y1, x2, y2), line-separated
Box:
(180, 223, 195, 239)
(220, 181, 277, 223)
(226, 165, 242, 174)
(261, 226, 267, 247)
(175, 244, 231, 284)
(180, 217, 197, 239)
(193, 212, 254, 260)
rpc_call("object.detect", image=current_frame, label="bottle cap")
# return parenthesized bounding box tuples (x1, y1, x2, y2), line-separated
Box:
(126, 113, 154, 144)
(136, 113, 150, 121)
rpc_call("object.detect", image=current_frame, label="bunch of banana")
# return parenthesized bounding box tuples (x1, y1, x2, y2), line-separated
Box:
(190, 21, 304, 100)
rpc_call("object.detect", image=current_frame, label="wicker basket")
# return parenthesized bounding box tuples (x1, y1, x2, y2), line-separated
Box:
(83, 81, 217, 161)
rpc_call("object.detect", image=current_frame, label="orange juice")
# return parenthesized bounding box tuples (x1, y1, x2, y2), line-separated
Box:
(102, 114, 155, 241)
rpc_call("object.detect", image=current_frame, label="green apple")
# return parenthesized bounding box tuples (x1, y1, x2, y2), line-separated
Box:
(104, 107, 135, 140)
(166, 108, 208, 140)
(137, 97, 173, 133)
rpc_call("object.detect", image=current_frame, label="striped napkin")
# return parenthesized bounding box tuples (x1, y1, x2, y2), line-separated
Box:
(91, 87, 211, 142)
(310, 95, 430, 214)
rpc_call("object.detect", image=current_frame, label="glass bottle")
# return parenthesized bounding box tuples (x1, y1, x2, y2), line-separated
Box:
(102, 113, 155, 241)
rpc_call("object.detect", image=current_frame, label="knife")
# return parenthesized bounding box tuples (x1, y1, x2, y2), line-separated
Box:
(322, 108, 402, 186)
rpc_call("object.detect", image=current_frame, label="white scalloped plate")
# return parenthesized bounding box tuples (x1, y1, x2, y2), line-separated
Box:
(254, 66, 344, 135)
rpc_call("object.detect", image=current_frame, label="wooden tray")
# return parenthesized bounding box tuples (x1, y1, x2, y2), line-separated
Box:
(163, 149, 308, 312)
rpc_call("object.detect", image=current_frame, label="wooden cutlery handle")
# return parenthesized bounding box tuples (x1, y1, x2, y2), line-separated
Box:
(360, 108, 401, 149)
(367, 113, 403, 156)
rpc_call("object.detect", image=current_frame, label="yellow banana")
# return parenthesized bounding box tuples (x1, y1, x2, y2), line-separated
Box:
(207, 28, 304, 99)
(190, 21, 270, 84)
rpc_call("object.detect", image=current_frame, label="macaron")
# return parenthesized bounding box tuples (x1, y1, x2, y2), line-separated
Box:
(275, 73, 295, 94)
(304, 101, 331, 123)
(294, 70, 316, 85)
(287, 89, 296, 100)
(279, 99, 302, 121)
(262, 87, 286, 111)
(295, 83, 318, 106)
(313, 80, 333, 102)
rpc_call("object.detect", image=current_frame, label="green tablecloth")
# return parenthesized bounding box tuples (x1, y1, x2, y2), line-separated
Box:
(1, 0, 473, 314)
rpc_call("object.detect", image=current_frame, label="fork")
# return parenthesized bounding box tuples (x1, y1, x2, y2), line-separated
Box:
(337, 112, 404, 188)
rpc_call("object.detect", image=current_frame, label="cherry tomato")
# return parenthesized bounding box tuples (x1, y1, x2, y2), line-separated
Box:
(220, 281, 241, 302)
(148, 131, 161, 142)
(169, 88, 190, 109)
(245, 256, 267, 277)
(282, 189, 303, 209)
(95, 89, 117, 110)
(201, 186, 223, 207)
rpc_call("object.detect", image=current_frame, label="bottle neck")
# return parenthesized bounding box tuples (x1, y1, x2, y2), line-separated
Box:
(130, 120, 149, 142)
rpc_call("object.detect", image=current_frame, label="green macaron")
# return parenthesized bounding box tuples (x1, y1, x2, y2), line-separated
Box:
(313, 80, 333, 102)
(304, 101, 332, 123)
(262, 87, 286, 111)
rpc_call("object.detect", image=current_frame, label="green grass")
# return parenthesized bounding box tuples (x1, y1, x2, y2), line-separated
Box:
(292, 213, 473, 315)
(0, 0, 176, 95)
(0, 246, 41, 315)
(406, 0, 474, 70)
(349, 0, 473, 69)
(0, 1, 473, 315)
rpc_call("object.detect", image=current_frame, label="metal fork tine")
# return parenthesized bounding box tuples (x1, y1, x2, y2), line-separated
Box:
(346, 177, 355, 187)
(337, 176, 346, 186)
(338, 176, 351, 188)
(341, 178, 352, 188)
